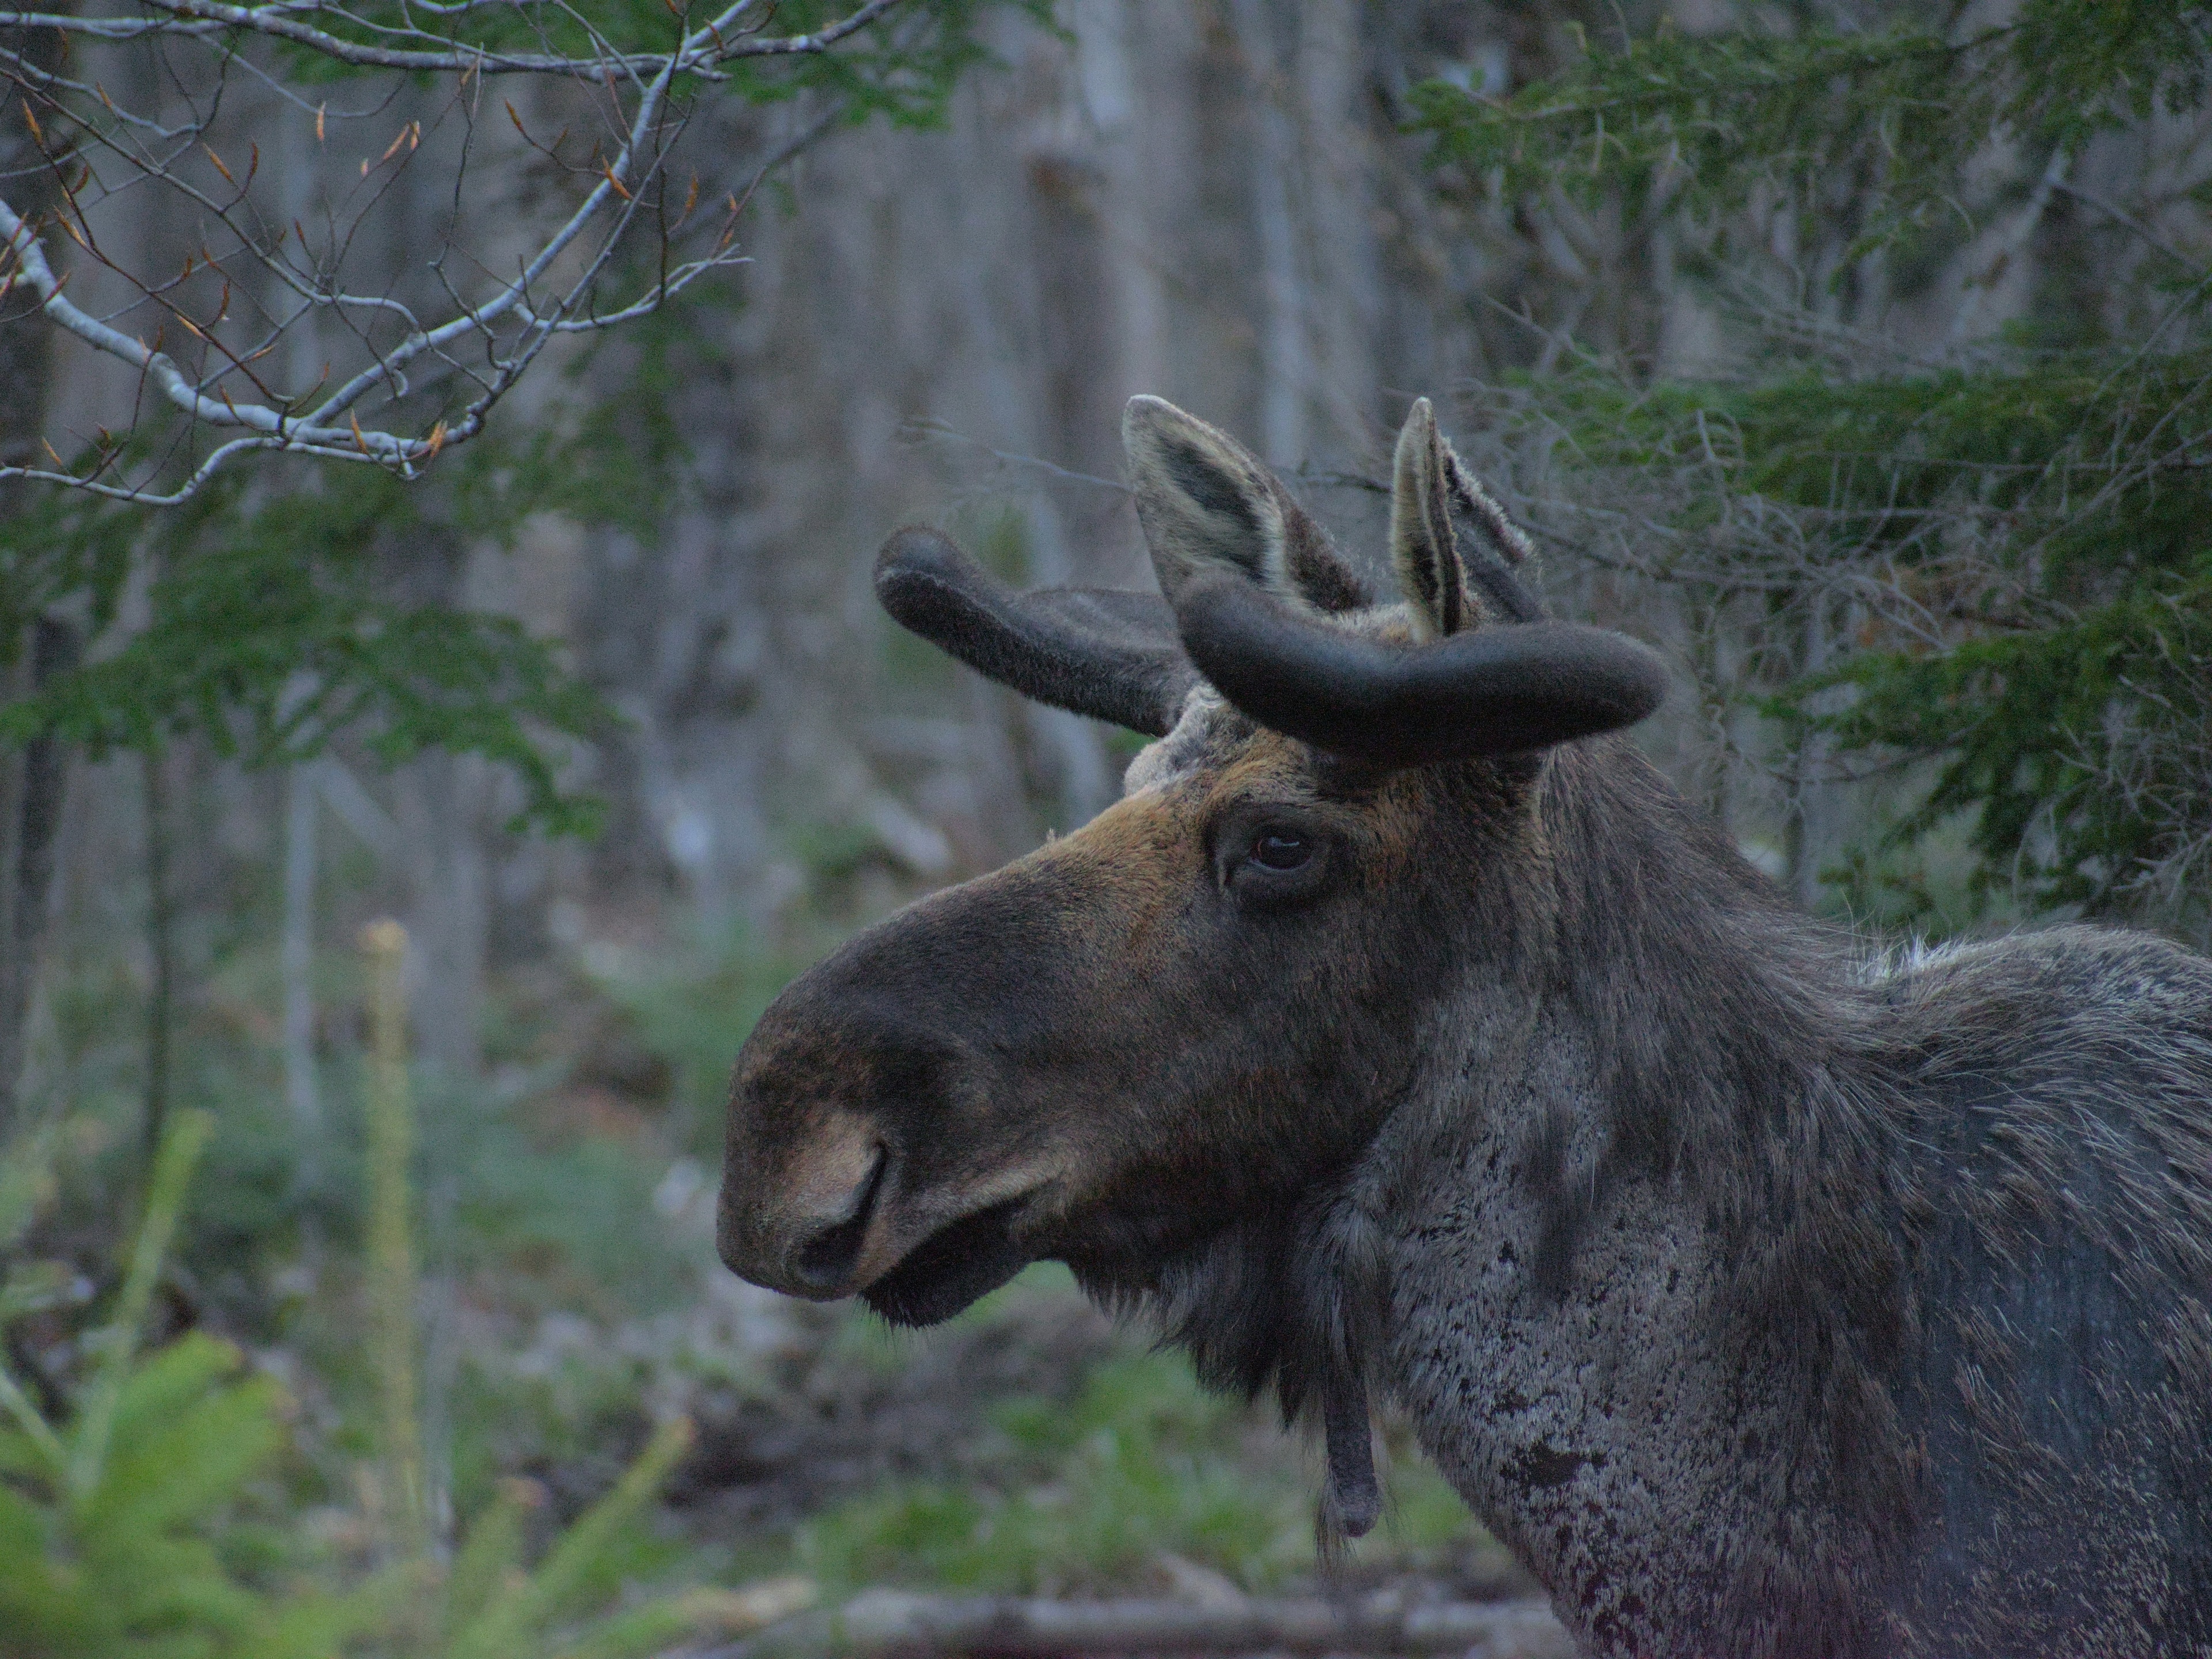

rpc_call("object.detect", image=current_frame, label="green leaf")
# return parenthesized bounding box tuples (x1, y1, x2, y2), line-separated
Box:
(446, 1415, 694, 1659)
(83, 1341, 285, 1543)
(442, 1476, 538, 1638)
(66, 1111, 214, 1503)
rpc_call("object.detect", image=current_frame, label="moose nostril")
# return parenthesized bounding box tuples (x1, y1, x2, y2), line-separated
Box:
(789, 1147, 888, 1294)
(791, 1210, 868, 1293)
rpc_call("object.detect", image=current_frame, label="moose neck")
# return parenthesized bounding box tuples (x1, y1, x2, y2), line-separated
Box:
(1364, 738, 1917, 1654)
(1527, 737, 1887, 1271)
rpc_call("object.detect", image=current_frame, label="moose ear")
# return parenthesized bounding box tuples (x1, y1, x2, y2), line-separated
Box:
(1389, 399, 1469, 639)
(1123, 396, 1369, 615)
(1437, 436, 1548, 624)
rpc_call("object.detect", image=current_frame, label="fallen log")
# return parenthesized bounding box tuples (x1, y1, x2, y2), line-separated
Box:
(689, 1589, 1571, 1659)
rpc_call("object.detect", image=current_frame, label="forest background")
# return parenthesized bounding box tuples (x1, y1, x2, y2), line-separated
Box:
(2, 0, 2210, 1653)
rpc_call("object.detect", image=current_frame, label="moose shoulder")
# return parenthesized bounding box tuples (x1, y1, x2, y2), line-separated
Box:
(715, 396, 2212, 1658)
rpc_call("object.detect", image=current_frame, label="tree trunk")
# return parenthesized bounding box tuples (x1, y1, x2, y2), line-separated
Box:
(0, 11, 77, 1145)
(281, 763, 321, 1210)
(141, 748, 176, 1169)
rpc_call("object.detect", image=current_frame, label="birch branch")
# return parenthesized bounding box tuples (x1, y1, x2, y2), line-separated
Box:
(0, 0, 913, 502)
(0, 0, 902, 79)
(1, 193, 423, 463)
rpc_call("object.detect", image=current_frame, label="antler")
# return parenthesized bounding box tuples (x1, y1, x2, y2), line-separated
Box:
(874, 528, 1198, 737)
(1173, 574, 1667, 771)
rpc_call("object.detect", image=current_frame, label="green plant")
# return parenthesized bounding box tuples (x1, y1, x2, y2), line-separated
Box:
(0, 944, 816, 1659)
(2, 424, 635, 840)
(798, 1349, 1305, 1596)
(0, 1111, 394, 1659)
(358, 921, 813, 1659)
(402, 1416, 815, 1659)
(796, 1344, 1484, 1597)
(1411, 9, 2212, 250)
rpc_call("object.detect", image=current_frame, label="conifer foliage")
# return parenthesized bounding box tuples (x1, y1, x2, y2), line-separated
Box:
(0, 1112, 381, 1658)
(0, 945, 814, 1659)
(1414, 1, 2212, 926)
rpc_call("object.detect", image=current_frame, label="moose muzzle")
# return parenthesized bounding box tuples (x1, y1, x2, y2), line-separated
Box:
(714, 898, 1070, 1325)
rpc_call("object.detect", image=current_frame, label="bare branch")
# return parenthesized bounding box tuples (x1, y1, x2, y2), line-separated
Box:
(0, 0, 903, 79)
(2051, 177, 2204, 273)
(1, 194, 425, 459)
(0, 0, 887, 501)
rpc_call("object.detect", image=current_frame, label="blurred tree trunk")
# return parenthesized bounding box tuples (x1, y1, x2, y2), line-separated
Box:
(140, 749, 176, 1166)
(281, 765, 321, 1202)
(0, 9, 79, 1141)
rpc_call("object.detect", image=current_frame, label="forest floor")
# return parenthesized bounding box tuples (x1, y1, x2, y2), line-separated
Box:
(11, 895, 1545, 1653)
(666, 1264, 1536, 1603)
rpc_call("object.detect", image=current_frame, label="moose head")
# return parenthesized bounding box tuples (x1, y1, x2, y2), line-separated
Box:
(715, 396, 1666, 1531)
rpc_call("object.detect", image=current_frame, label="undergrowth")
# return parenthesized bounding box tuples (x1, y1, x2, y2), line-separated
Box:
(1, 884, 1497, 1652)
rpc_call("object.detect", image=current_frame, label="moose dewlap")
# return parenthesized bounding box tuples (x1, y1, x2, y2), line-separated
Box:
(715, 395, 2212, 1658)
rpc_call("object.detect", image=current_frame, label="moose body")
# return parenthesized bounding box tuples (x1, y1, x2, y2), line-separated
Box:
(715, 396, 2212, 1657)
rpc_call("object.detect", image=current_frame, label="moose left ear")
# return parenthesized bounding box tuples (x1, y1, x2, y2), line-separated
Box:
(1389, 399, 1469, 639)
(1123, 396, 1369, 615)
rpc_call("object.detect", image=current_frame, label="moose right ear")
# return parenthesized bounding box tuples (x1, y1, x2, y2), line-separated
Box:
(875, 527, 1199, 737)
(1123, 396, 1369, 615)
(1437, 440, 1548, 624)
(1389, 398, 1469, 640)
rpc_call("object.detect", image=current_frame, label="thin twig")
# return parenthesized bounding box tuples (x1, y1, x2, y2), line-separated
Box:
(0, 0, 872, 502)
(0, 0, 903, 79)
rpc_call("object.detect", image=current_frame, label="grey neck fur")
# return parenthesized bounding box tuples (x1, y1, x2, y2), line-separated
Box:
(1112, 721, 2212, 1656)
(1359, 740, 1917, 1647)
(1120, 734, 1912, 1636)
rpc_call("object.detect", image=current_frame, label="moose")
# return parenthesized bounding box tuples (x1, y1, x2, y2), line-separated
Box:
(715, 396, 2212, 1657)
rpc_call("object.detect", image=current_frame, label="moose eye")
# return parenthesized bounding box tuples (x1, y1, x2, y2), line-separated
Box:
(1248, 830, 1313, 872)
(1217, 814, 1334, 910)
